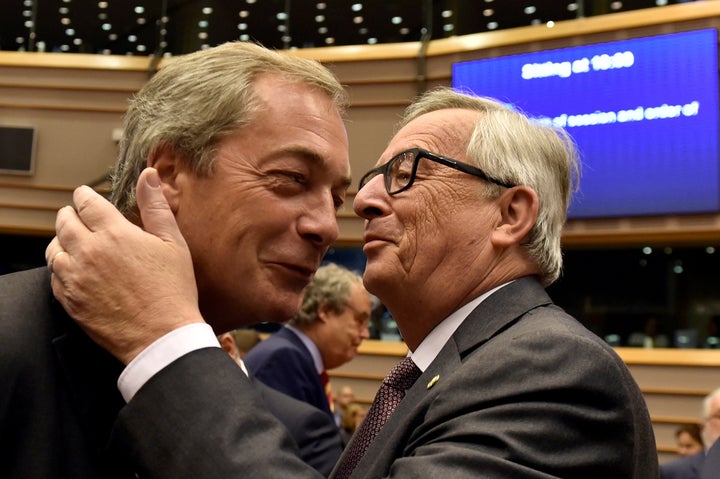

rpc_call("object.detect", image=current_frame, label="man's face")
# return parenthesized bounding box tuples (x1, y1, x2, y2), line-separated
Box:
(318, 282, 371, 369)
(676, 431, 703, 457)
(337, 386, 355, 406)
(703, 395, 720, 447)
(353, 109, 499, 346)
(170, 74, 350, 332)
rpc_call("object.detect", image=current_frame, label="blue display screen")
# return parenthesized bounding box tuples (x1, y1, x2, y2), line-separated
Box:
(452, 29, 720, 219)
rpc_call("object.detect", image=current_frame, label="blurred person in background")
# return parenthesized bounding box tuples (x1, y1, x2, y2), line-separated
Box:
(245, 263, 371, 418)
(661, 387, 720, 479)
(339, 403, 367, 447)
(675, 424, 704, 457)
(333, 385, 356, 427)
(218, 330, 343, 477)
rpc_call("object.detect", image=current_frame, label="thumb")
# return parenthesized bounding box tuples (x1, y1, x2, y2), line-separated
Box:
(136, 167, 187, 246)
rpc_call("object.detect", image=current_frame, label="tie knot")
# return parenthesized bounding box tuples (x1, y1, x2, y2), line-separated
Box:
(384, 357, 421, 391)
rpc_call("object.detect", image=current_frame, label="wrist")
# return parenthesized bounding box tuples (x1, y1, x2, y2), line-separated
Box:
(118, 322, 219, 402)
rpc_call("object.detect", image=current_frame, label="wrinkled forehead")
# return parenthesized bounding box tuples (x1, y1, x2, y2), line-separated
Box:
(381, 108, 482, 165)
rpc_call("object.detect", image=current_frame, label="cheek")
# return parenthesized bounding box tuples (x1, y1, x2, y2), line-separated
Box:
(397, 199, 451, 271)
(341, 320, 359, 344)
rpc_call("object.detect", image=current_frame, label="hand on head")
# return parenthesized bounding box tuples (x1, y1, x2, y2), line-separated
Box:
(46, 167, 204, 364)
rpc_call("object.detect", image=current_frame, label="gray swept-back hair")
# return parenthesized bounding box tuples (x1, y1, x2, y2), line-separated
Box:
(111, 41, 347, 220)
(289, 263, 363, 329)
(399, 87, 580, 286)
(704, 387, 720, 419)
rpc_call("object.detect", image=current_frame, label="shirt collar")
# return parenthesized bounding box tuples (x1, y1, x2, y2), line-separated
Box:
(285, 324, 325, 374)
(410, 281, 513, 372)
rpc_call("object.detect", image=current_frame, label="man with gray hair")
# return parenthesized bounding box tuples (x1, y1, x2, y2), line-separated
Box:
(701, 387, 720, 449)
(245, 263, 371, 417)
(49, 87, 658, 477)
(1, 40, 351, 479)
(661, 387, 720, 479)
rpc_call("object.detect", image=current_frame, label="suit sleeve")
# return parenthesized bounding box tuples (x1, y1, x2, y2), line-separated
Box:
(260, 383, 343, 477)
(294, 408, 343, 477)
(701, 440, 720, 479)
(251, 347, 326, 410)
(110, 347, 323, 479)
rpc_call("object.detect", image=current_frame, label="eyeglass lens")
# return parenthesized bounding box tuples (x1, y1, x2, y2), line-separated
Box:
(387, 151, 415, 193)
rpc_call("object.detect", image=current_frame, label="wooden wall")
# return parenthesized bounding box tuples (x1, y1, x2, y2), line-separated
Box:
(0, 54, 151, 235)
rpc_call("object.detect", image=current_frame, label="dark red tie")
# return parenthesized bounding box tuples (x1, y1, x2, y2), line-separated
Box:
(333, 357, 421, 479)
(320, 369, 334, 411)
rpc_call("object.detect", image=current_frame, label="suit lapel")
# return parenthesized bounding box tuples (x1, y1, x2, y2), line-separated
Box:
(452, 276, 553, 357)
(278, 326, 314, 359)
(346, 276, 553, 478)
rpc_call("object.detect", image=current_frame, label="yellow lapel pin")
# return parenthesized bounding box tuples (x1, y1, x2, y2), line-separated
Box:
(426, 374, 440, 389)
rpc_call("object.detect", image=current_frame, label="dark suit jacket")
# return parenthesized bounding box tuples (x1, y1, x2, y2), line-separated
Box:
(0, 268, 341, 479)
(113, 276, 659, 478)
(245, 326, 332, 416)
(254, 380, 342, 477)
(0, 267, 129, 479)
(700, 441, 719, 479)
(660, 451, 705, 479)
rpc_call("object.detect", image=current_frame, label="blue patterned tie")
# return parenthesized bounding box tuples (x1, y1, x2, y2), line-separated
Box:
(333, 357, 421, 479)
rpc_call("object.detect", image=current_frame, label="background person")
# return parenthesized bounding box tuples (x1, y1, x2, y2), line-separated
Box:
(661, 388, 720, 479)
(49, 88, 658, 478)
(339, 403, 367, 447)
(701, 387, 720, 451)
(222, 328, 262, 358)
(218, 331, 343, 477)
(700, 439, 720, 479)
(675, 424, 705, 457)
(333, 385, 356, 427)
(245, 263, 371, 417)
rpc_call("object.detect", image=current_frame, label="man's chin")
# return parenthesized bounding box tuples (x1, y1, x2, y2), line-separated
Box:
(200, 298, 295, 332)
(257, 295, 304, 324)
(361, 265, 389, 297)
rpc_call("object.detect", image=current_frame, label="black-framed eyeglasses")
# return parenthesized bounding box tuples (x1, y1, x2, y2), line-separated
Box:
(358, 148, 515, 195)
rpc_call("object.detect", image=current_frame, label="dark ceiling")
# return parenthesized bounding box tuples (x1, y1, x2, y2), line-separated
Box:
(0, 0, 698, 56)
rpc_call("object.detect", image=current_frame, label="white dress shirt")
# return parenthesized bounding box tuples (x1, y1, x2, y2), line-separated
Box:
(410, 282, 510, 372)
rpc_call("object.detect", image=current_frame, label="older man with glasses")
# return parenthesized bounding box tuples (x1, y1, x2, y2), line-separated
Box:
(47, 88, 658, 478)
(662, 387, 720, 479)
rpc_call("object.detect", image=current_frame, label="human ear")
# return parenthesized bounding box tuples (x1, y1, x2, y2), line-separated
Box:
(147, 145, 185, 214)
(317, 302, 333, 323)
(218, 333, 240, 361)
(490, 186, 539, 248)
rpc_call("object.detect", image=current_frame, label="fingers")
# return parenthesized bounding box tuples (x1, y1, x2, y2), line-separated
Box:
(54, 185, 119, 257)
(54, 204, 83, 254)
(45, 236, 62, 269)
(46, 236, 71, 306)
(72, 185, 125, 233)
(136, 168, 188, 247)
